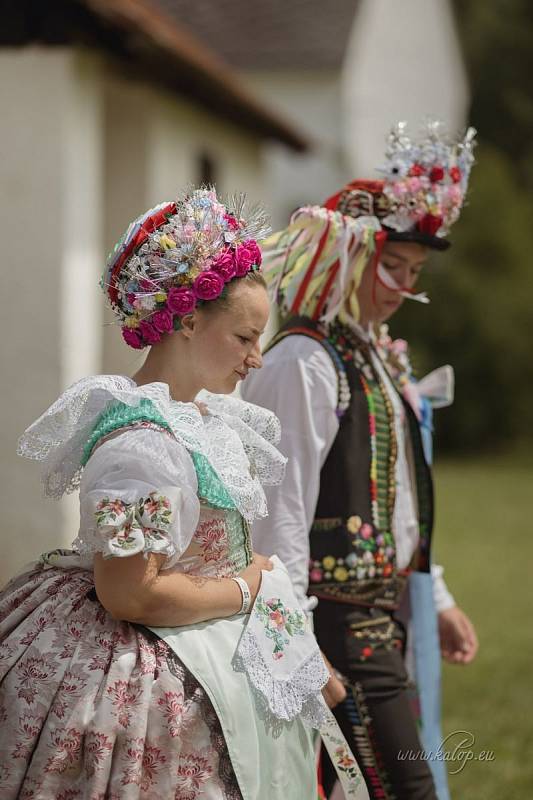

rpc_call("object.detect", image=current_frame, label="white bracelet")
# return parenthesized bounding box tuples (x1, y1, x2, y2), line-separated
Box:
(231, 576, 252, 614)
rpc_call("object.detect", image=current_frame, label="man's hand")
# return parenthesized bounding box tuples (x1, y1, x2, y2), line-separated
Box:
(438, 606, 478, 664)
(321, 652, 348, 708)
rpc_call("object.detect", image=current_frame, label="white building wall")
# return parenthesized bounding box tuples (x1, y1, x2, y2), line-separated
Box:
(241, 70, 347, 228)
(102, 79, 266, 376)
(342, 0, 469, 176)
(0, 47, 104, 583)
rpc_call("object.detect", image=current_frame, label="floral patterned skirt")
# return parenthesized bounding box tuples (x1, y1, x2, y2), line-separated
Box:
(0, 562, 242, 800)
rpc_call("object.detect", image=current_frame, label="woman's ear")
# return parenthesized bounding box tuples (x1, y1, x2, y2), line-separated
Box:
(179, 312, 196, 340)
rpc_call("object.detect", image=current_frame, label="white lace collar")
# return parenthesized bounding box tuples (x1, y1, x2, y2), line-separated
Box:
(18, 375, 286, 523)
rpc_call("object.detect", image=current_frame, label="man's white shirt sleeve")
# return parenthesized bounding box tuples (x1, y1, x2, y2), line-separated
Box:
(241, 334, 455, 614)
(241, 336, 339, 609)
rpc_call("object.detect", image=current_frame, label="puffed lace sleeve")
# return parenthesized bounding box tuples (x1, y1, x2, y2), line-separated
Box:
(77, 427, 200, 569)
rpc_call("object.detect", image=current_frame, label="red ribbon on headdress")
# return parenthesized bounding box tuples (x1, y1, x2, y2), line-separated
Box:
(324, 179, 386, 214)
(108, 202, 177, 305)
(290, 218, 331, 315)
(417, 213, 443, 237)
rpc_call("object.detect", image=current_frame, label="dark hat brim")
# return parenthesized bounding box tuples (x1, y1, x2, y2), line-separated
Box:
(385, 228, 451, 251)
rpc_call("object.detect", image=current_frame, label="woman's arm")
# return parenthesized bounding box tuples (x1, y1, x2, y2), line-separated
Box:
(94, 551, 272, 627)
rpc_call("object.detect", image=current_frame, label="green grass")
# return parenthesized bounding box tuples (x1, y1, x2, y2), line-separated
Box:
(432, 456, 533, 799)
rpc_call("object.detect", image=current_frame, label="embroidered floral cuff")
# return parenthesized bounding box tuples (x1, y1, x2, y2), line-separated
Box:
(94, 492, 175, 560)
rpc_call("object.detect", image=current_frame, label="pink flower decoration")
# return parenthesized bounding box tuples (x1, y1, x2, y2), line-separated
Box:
(391, 182, 407, 198)
(234, 243, 254, 277)
(309, 568, 323, 583)
(242, 239, 262, 267)
(193, 270, 224, 301)
(448, 185, 462, 203)
(167, 287, 196, 315)
(269, 610, 286, 630)
(360, 523, 373, 540)
(224, 212, 240, 231)
(151, 309, 173, 333)
(211, 248, 237, 282)
(122, 327, 144, 349)
(391, 338, 408, 355)
(138, 320, 161, 345)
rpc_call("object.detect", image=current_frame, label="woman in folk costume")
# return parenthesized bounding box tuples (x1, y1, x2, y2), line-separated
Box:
(241, 123, 478, 800)
(0, 188, 369, 800)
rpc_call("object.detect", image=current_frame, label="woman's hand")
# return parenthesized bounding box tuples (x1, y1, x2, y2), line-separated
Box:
(321, 652, 347, 709)
(238, 552, 273, 607)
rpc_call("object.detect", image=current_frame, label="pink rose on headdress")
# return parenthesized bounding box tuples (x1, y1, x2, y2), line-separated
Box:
(448, 185, 462, 204)
(193, 270, 224, 300)
(390, 339, 408, 355)
(391, 182, 407, 198)
(139, 320, 161, 345)
(122, 327, 144, 349)
(167, 287, 196, 315)
(234, 243, 254, 277)
(224, 212, 240, 231)
(212, 248, 237, 282)
(242, 239, 262, 268)
(151, 309, 173, 333)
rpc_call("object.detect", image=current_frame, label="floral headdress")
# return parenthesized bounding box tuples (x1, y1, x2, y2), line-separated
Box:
(325, 120, 476, 250)
(102, 187, 270, 349)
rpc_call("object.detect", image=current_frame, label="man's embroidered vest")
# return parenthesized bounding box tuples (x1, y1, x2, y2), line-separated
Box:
(267, 317, 433, 610)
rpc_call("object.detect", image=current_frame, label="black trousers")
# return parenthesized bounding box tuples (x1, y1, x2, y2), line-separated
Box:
(315, 601, 438, 800)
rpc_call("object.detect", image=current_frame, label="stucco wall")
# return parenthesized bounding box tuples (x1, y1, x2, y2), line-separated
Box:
(0, 47, 104, 583)
(342, 0, 469, 175)
(241, 70, 346, 227)
(101, 75, 266, 376)
(0, 47, 269, 583)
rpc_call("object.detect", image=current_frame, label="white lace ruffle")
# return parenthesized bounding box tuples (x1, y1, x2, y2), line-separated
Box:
(234, 557, 330, 728)
(17, 375, 286, 523)
(234, 625, 329, 729)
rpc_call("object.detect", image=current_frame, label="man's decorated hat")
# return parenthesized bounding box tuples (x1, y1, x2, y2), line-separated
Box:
(325, 121, 476, 250)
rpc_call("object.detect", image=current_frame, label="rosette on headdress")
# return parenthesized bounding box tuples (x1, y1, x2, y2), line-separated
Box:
(325, 121, 476, 251)
(102, 188, 270, 348)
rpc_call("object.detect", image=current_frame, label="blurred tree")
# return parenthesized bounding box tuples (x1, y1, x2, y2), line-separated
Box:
(452, 0, 533, 188)
(391, 1, 533, 454)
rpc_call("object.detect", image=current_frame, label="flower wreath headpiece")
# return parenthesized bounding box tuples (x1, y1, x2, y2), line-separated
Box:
(326, 120, 476, 250)
(102, 187, 270, 349)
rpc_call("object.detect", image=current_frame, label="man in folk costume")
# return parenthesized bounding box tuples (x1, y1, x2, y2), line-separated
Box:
(241, 122, 478, 799)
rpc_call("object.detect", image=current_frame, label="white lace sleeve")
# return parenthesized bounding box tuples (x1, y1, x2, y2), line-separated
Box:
(77, 428, 200, 569)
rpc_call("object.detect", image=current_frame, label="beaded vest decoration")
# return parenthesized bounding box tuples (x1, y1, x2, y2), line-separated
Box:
(267, 317, 433, 609)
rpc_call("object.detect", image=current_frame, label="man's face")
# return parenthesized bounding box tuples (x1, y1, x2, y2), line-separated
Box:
(355, 241, 429, 323)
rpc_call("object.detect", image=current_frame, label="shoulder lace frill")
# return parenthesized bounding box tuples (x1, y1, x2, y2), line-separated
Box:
(17, 375, 286, 523)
